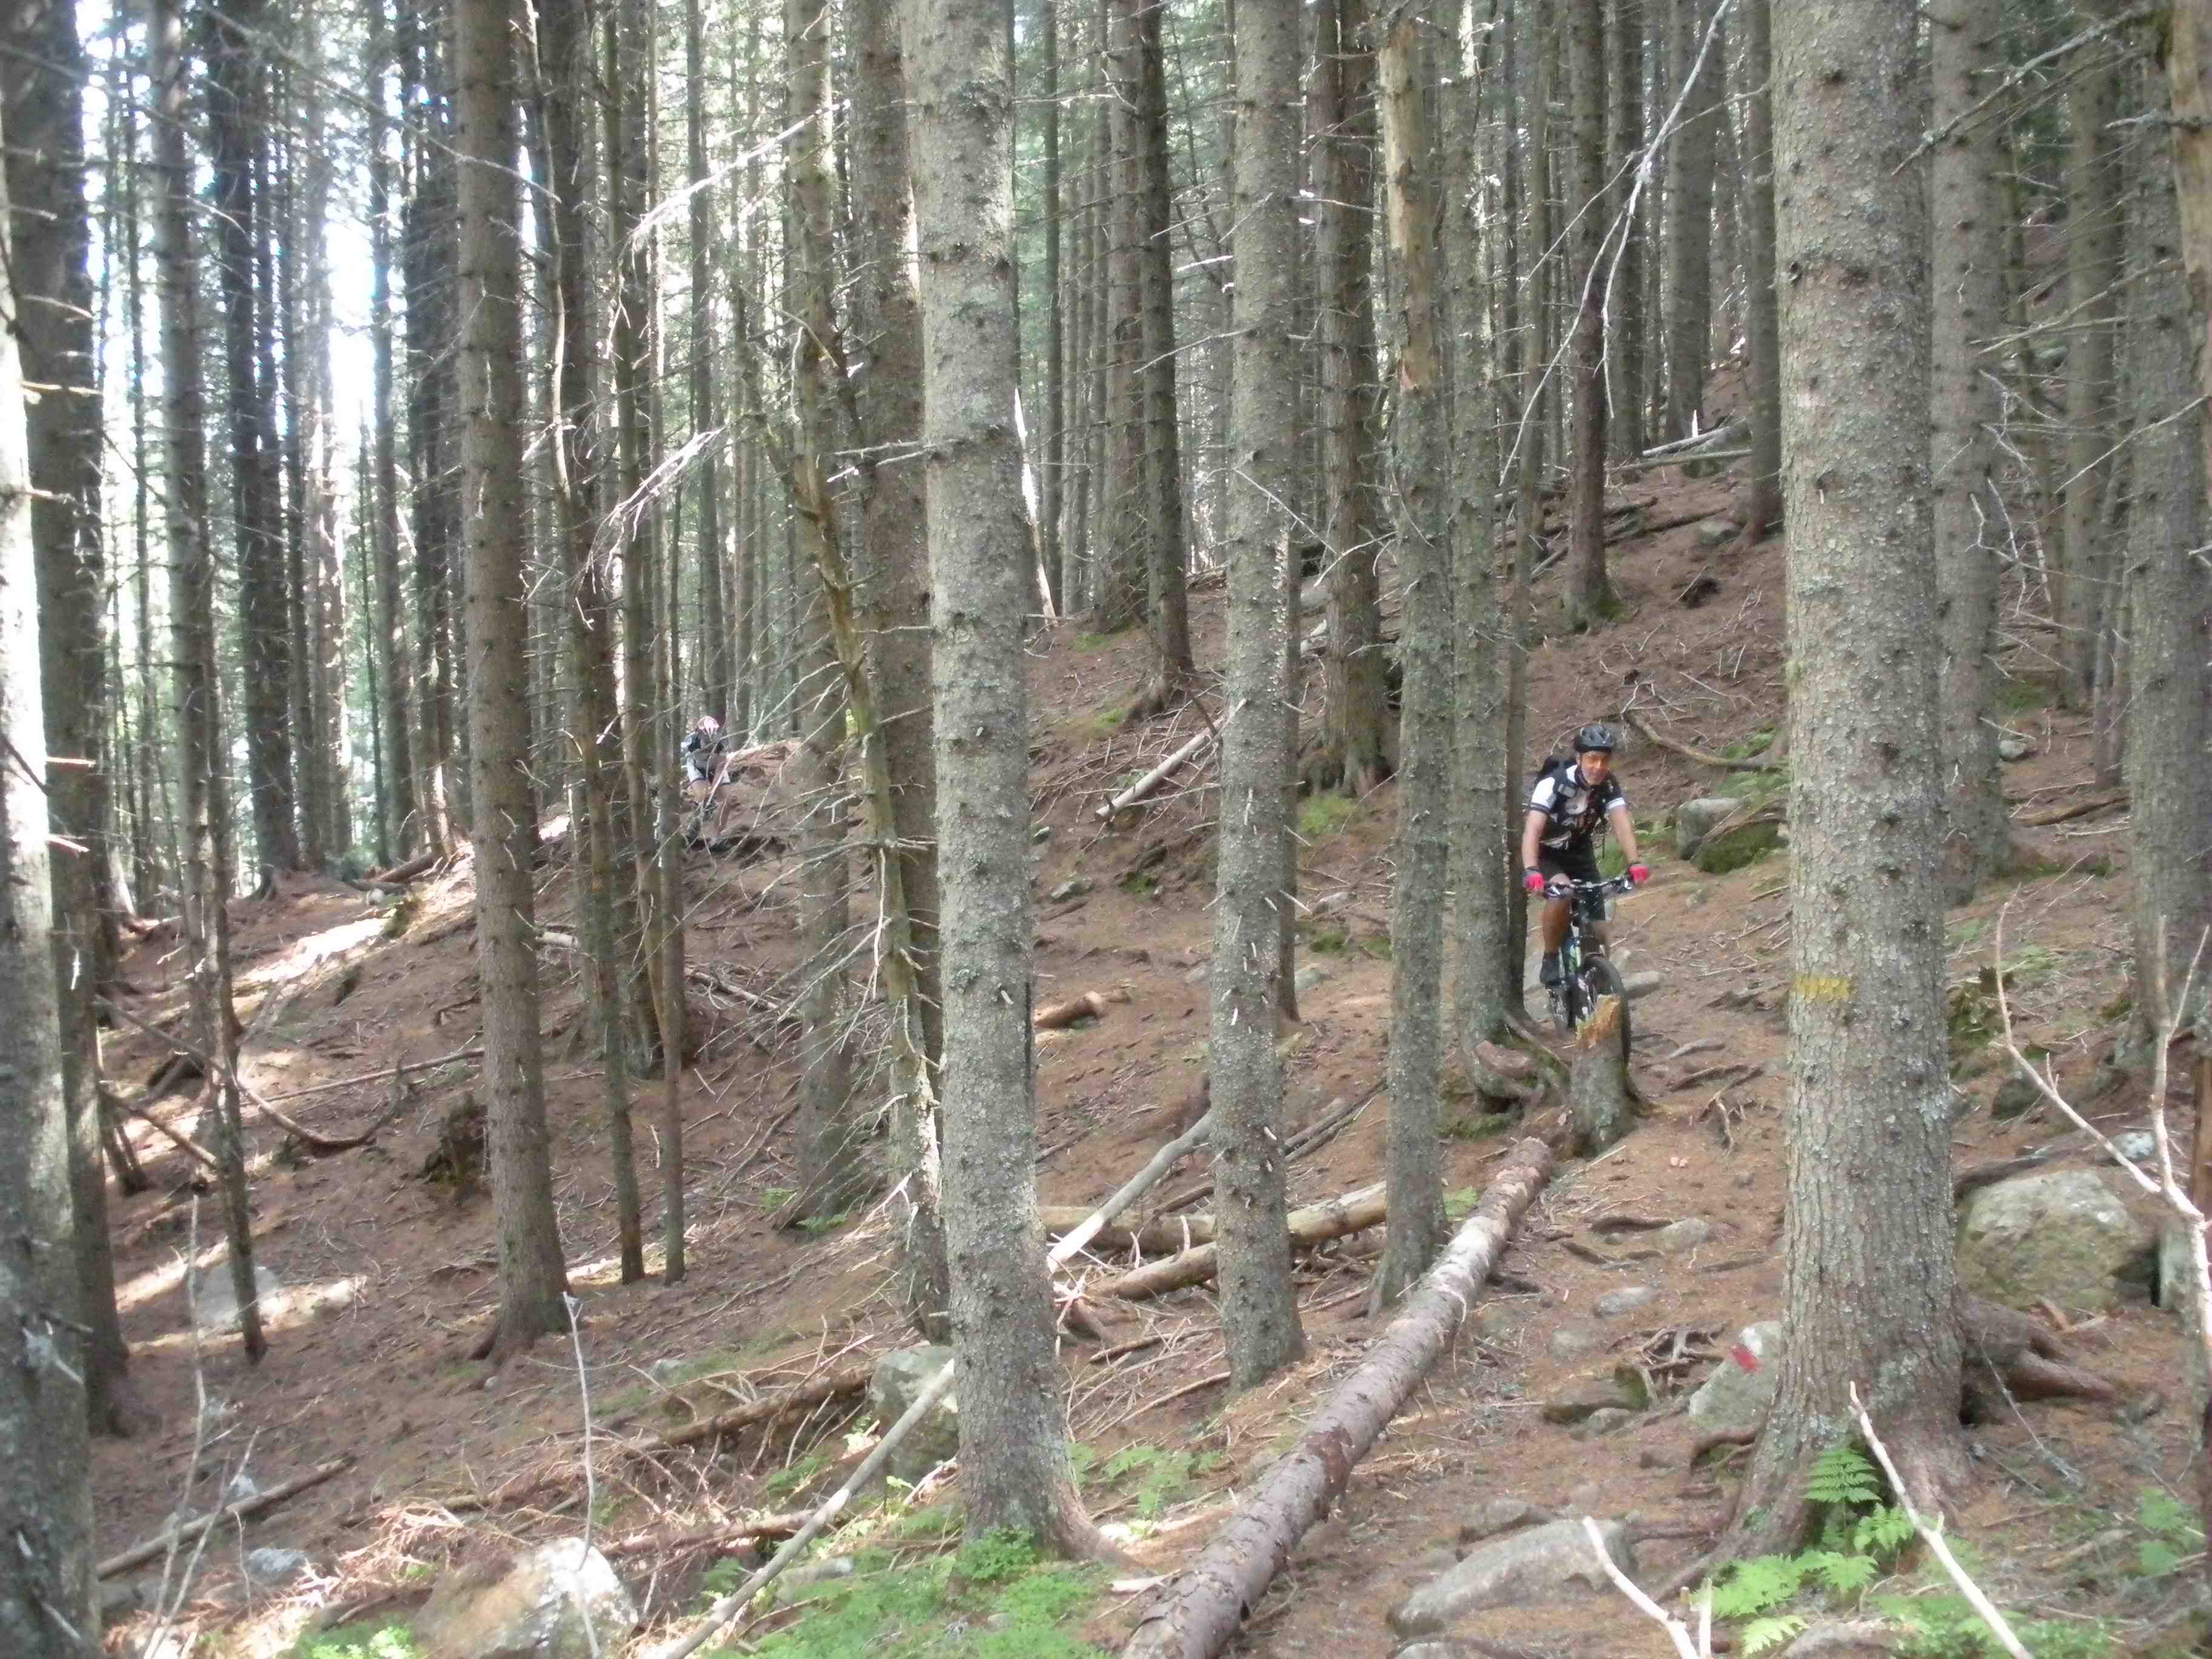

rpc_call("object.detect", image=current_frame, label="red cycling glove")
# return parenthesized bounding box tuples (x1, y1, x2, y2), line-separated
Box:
(1628, 864, 1650, 886)
(1523, 868, 1547, 895)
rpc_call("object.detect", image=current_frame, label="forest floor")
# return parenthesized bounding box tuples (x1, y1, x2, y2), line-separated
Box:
(90, 463, 2206, 1658)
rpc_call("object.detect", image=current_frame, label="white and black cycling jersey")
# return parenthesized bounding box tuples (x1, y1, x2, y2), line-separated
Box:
(1527, 760, 1627, 851)
(682, 729, 729, 785)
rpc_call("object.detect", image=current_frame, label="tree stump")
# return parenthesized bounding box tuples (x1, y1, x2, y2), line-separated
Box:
(1567, 997, 1630, 1153)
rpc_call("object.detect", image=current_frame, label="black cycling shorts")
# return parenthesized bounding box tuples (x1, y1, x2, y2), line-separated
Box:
(1535, 842, 1601, 888)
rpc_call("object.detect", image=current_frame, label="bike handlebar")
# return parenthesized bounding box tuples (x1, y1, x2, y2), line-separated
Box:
(1545, 872, 1637, 901)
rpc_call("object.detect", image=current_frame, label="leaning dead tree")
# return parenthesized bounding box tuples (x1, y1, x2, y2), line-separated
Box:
(1121, 1138, 1555, 1659)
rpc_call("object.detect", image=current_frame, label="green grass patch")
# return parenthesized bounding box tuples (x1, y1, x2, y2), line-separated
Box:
(1090, 1443, 1222, 1519)
(1445, 1187, 1484, 1221)
(1305, 927, 1348, 955)
(1443, 1111, 1512, 1142)
(1298, 794, 1367, 839)
(708, 1532, 1109, 1659)
(1721, 729, 1776, 761)
(290, 1624, 423, 1659)
(1991, 671, 2061, 713)
(1071, 631, 1121, 653)
(763, 1445, 835, 1502)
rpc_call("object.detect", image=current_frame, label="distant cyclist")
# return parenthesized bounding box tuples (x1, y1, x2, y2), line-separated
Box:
(1520, 722, 1649, 989)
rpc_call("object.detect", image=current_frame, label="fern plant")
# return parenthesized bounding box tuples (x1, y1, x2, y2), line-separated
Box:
(1708, 1445, 1915, 1654)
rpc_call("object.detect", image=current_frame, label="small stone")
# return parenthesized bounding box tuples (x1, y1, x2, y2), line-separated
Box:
(224, 1472, 260, 1505)
(1031, 825, 1053, 844)
(2119, 1390, 2167, 1426)
(1388, 1519, 1635, 1632)
(1997, 737, 2036, 762)
(1312, 890, 1355, 916)
(244, 1547, 312, 1587)
(1570, 1407, 1636, 1440)
(2115, 1131, 2157, 1164)
(1688, 1321, 1785, 1433)
(1621, 969, 1664, 1001)
(1592, 1285, 1657, 1318)
(1991, 1077, 2042, 1121)
(1047, 878, 1092, 902)
(646, 1358, 686, 1383)
(1295, 964, 1335, 995)
(1655, 1218, 1715, 1255)
(1548, 1323, 1602, 1359)
(1695, 519, 1735, 548)
(1185, 964, 1208, 985)
(415, 1538, 638, 1659)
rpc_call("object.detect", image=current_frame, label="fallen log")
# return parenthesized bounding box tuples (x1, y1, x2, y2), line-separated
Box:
(98, 1456, 353, 1578)
(258, 1044, 485, 1105)
(2013, 789, 2127, 827)
(648, 1362, 875, 1452)
(1120, 1140, 1555, 1659)
(1042, 1207, 1218, 1255)
(1036, 988, 1128, 1030)
(1096, 725, 1219, 822)
(366, 851, 438, 885)
(1098, 1182, 1387, 1302)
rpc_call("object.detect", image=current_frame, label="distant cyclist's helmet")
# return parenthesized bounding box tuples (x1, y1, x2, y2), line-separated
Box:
(695, 715, 722, 737)
(1574, 722, 1618, 755)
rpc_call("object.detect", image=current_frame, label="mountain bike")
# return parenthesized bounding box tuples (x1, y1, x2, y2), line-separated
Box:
(1545, 872, 1637, 1057)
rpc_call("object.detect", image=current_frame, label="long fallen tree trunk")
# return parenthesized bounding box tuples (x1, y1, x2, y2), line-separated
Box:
(1041, 1206, 1218, 1255)
(1120, 1139, 1554, 1659)
(1096, 1182, 1387, 1302)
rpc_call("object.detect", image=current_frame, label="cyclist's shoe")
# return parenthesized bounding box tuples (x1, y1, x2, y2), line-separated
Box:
(1540, 951, 1561, 988)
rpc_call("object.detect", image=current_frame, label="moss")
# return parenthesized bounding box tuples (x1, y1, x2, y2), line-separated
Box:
(1692, 820, 1783, 875)
(1721, 729, 1775, 761)
(290, 1624, 423, 1659)
(1305, 927, 1349, 955)
(1298, 794, 1367, 839)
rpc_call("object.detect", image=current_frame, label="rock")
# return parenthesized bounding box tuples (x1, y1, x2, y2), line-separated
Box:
(1030, 825, 1053, 844)
(866, 1346, 960, 1485)
(1541, 1368, 1644, 1424)
(1655, 1218, 1715, 1255)
(1673, 797, 1740, 861)
(1990, 1077, 2042, 1121)
(1692, 816, 1783, 876)
(244, 1547, 312, 1587)
(1997, 736, 2036, 762)
(223, 1471, 261, 1505)
(1592, 1285, 1656, 1318)
(1957, 1168, 2154, 1314)
(2116, 1131, 2157, 1164)
(1393, 1644, 1492, 1659)
(1295, 964, 1335, 995)
(412, 1538, 638, 1659)
(1387, 1518, 1635, 1633)
(1312, 890, 1355, 916)
(1695, 518, 1736, 548)
(2160, 1218, 2199, 1310)
(1456, 1500, 1552, 1550)
(1621, 969, 1664, 1002)
(1047, 878, 1091, 902)
(1547, 1323, 1603, 1359)
(1687, 1321, 1785, 1433)
(1570, 1407, 1637, 1440)
(191, 1266, 283, 1336)
(645, 1358, 686, 1384)
(1473, 1041, 1535, 1081)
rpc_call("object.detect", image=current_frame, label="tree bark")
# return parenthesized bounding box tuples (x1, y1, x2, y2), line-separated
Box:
(1929, 0, 2007, 899)
(1663, 0, 1718, 441)
(1121, 1142, 1554, 1659)
(1209, 0, 1308, 1390)
(153, 0, 261, 1366)
(851, 0, 951, 1331)
(1737, 0, 1782, 541)
(905, 0, 1105, 1553)
(1370, 18, 1453, 1313)
(1607, 0, 1647, 460)
(1564, 0, 1614, 628)
(367, 0, 416, 860)
(3, 0, 136, 1435)
(0, 63, 97, 1645)
(1313, 0, 1389, 799)
(1732, 0, 1964, 1550)
(686, 0, 728, 729)
(2058, 57, 2125, 711)
(457, 0, 572, 1358)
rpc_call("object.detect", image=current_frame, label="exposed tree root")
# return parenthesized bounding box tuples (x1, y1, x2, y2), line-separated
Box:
(1120, 666, 1201, 727)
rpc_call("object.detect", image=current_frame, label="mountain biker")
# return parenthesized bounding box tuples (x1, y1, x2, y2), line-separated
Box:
(1520, 722, 1649, 990)
(682, 716, 731, 839)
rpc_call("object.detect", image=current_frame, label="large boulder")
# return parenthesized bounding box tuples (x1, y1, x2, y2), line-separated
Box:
(1387, 1518, 1635, 1634)
(1687, 1321, 1785, 1434)
(412, 1539, 637, 1659)
(1674, 798, 1739, 862)
(866, 1345, 960, 1485)
(1957, 1168, 2153, 1314)
(1691, 814, 1783, 875)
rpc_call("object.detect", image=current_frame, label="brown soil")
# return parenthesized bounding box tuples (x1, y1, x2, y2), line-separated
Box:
(93, 463, 2194, 1658)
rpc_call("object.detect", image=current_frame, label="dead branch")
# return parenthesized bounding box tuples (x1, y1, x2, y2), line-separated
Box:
(2012, 790, 2126, 827)
(1156, 1084, 1378, 1213)
(1097, 1183, 1387, 1302)
(101, 1084, 218, 1170)
(1036, 987, 1131, 1030)
(364, 851, 438, 885)
(1041, 1207, 1218, 1255)
(1119, 1140, 1553, 1659)
(645, 1363, 874, 1452)
(1096, 725, 1219, 821)
(98, 1456, 353, 1578)
(250, 1044, 485, 1105)
(1621, 708, 1783, 773)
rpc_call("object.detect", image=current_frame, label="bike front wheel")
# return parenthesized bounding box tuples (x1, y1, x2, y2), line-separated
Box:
(1570, 956, 1631, 1062)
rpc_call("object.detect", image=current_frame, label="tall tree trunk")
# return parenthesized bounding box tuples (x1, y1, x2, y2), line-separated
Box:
(1371, 16, 1452, 1312)
(781, 0, 864, 1243)
(1564, 0, 1614, 628)
(2058, 56, 2125, 711)
(2125, 76, 2212, 1058)
(1313, 0, 1389, 799)
(904, 0, 1107, 1554)
(1607, 0, 1646, 460)
(1663, 0, 1718, 441)
(537, 0, 643, 1281)
(1210, 0, 1308, 1388)
(1737, 0, 1781, 540)
(367, 0, 417, 859)
(1731, 0, 1963, 1549)
(4, 0, 136, 1433)
(1929, 0, 2006, 897)
(1131, 0, 1193, 707)
(1094, 0, 1154, 636)
(0, 73, 96, 1619)
(1040, 0, 1065, 612)
(211, 0, 298, 879)
(686, 0, 728, 726)
(457, 0, 572, 1358)
(1446, 0, 1515, 1064)
(851, 0, 951, 1331)
(153, 0, 261, 1364)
